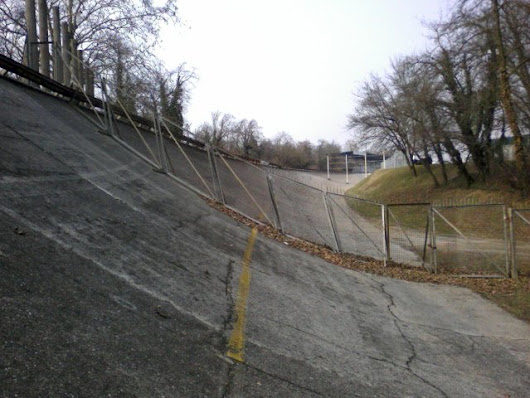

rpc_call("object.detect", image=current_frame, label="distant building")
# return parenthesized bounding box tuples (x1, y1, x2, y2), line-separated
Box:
(381, 151, 408, 169)
(328, 152, 384, 173)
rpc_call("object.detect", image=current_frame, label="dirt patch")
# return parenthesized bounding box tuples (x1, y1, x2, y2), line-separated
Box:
(206, 198, 530, 323)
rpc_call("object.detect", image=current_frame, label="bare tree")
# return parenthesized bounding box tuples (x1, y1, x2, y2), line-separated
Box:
(195, 112, 235, 147)
(347, 72, 419, 176)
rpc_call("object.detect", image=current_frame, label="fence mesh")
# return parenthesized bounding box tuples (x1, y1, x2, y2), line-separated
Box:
(10, 47, 523, 278)
(215, 154, 277, 226)
(387, 204, 432, 270)
(432, 204, 509, 276)
(113, 116, 159, 165)
(165, 139, 216, 197)
(512, 209, 530, 277)
(270, 174, 336, 249)
(326, 194, 385, 261)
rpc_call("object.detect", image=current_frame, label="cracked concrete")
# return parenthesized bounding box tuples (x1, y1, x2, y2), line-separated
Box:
(1, 76, 529, 397)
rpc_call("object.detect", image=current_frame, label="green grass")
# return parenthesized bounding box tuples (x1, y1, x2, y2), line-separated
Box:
(347, 164, 530, 238)
(347, 164, 530, 207)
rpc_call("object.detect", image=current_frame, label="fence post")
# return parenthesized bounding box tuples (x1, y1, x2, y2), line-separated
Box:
(323, 192, 342, 253)
(101, 79, 115, 137)
(78, 49, 85, 89)
(266, 173, 283, 232)
(86, 69, 94, 97)
(152, 112, 166, 172)
(383, 205, 390, 264)
(326, 155, 330, 180)
(431, 205, 437, 274)
(508, 208, 518, 279)
(207, 146, 225, 204)
(153, 111, 162, 168)
(502, 205, 511, 278)
(345, 154, 349, 184)
(364, 152, 368, 177)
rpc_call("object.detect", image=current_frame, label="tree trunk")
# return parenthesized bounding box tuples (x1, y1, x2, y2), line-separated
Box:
(433, 142, 448, 184)
(442, 137, 474, 186)
(492, 0, 528, 193)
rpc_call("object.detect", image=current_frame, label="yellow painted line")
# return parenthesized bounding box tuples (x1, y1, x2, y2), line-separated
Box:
(226, 227, 258, 363)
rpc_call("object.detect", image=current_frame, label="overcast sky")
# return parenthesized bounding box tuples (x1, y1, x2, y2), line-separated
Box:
(158, 0, 452, 148)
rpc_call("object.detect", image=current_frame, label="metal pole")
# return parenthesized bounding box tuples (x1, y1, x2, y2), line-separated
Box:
(383, 205, 390, 264)
(431, 206, 437, 274)
(364, 152, 368, 177)
(208, 146, 225, 204)
(101, 78, 115, 137)
(323, 193, 342, 253)
(345, 154, 349, 184)
(86, 69, 94, 97)
(508, 208, 518, 279)
(52, 6, 62, 82)
(267, 173, 283, 232)
(326, 155, 330, 180)
(70, 39, 79, 87)
(61, 22, 70, 85)
(152, 111, 164, 170)
(37, 0, 50, 77)
(160, 118, 169, 172)
(502, 205, 511, 278)
(78, 49, 85, 89)
(383, 151, 386, 169)
(25, 0, 39, 72)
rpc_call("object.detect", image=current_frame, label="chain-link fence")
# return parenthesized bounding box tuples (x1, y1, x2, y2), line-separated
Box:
(269, 174, 337, 249)
(431, 204, 510, 277)
(326, 194, 386, 262)
(5, 53, 525, 279)
(82, 82, 522, 279)
(510, 209, 530, 278)
(387, 204, 432, 271)
(214, 152, 278, 227)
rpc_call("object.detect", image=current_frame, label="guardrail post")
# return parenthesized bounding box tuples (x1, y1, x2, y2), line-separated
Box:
(266, 173, 283, 232)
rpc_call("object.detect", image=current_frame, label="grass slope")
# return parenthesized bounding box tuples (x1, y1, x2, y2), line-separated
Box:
(348, 164, 530, 207)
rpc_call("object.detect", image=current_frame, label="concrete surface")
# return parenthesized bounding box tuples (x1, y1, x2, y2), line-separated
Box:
(1, 77, 529, 397)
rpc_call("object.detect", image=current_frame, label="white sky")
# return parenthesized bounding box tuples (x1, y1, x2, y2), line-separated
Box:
(158, 0, 452, 148)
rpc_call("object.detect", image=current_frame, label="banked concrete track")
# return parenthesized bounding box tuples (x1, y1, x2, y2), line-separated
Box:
(1, 76, 529, 397)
